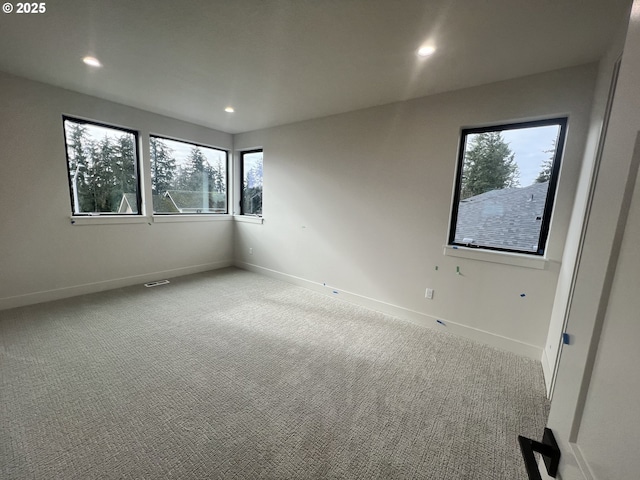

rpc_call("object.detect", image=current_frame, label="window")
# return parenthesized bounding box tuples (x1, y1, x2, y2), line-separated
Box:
(240, 149, 263, 216)
(149, 136, 228, 214)
(449, 118, 567, 255)
(63, 117, 141, 215)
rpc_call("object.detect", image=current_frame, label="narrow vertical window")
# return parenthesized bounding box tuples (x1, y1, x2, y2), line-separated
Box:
(240, 149, 263, 216)
(149, 136, 228, 214)
(449, 118, 567, 255)
(63, 117, 141, 215)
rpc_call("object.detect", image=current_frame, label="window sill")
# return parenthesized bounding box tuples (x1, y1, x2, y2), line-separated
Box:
(233, 215, 264, 224)
(443, 245, 548, 270)
(153, 214, 232, 223)
(70, 215, 151, 226)
(70, 215, 234, 225)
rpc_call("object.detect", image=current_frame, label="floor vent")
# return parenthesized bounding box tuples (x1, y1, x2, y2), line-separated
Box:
(144, 280, 170, 288)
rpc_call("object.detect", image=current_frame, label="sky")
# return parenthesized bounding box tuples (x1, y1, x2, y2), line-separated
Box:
(242, 151, 263, 174)
(502, 125, 560, 186)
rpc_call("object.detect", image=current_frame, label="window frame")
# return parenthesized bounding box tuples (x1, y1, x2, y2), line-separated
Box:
(62, 115, 142, 216)
(239, 148, 264, 216)
(448, 117, 568, 256)
(149, 134, 229, 216)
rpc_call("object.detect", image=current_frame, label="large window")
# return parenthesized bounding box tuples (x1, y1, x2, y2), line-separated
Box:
(63, 117, 141, 215)
(149, 136, 228, 214)
(240, 149, 263, 216)
(449, 118, 567, 255)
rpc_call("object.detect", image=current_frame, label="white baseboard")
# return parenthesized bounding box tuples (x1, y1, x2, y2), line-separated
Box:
(0, 260, 234, 311)
(236, 261, 542, 360)
(542, 348, 554, 398)
(537, 455, 558, 480)
(571, 443, 596, 480)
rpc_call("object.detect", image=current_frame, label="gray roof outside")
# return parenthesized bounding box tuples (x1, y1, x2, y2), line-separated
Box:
(165, 190, 226, 213)
(118, 191, 224, 214)
(454, 181, 550, 252)
(153, 194, 180, 213)
(117, 193, 138, 214)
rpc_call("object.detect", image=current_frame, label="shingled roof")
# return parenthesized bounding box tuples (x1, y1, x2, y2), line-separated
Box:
(118, 193, 139, 214)
(153, 194, 179, 213)
(117, 190, 225, 214)
(454, 181, 549, 253)
(164, 190, 226, 213)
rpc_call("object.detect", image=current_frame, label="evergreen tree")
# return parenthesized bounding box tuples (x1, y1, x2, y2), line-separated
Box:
(208, 158, 226, 193)
(150, 138, 176, 194)
(65, 122, 92, 213)
(245, 161, 263, 190)
(535, 141, 556, 183)
(243, 161, 263, 215)
(461, 132, 519, 199)
(174, 165, 191, 191)
(114, 135, 136, 193)
(182, 146, 208, 191)
(87, 135, 116, 212)
(112, 134, 138, 210)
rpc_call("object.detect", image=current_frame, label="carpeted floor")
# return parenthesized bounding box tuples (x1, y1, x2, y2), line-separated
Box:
(0, 267, 548, 479)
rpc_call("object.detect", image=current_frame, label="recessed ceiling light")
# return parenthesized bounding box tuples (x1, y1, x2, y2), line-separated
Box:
(83, 56, 102, 67)
(224, 107, 235, 113)
(417, 46, 436, 57)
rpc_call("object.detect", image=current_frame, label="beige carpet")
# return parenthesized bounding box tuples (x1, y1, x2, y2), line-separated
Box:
(0, 267, 548, 479)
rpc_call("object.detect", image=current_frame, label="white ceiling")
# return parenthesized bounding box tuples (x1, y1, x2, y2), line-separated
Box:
(0, 0, 631, 134)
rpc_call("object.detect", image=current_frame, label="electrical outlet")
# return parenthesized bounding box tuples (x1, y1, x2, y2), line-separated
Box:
(425, 288, 434, 299)
(249, 248, 253, 255)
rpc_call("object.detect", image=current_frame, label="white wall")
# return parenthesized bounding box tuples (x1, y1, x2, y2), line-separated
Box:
(0, 72, 234, 309)
(234, 65, 597, 358)
(545, 2, 640, 478)
(542, 4, 630, 396)
(575, 142, 640, 479)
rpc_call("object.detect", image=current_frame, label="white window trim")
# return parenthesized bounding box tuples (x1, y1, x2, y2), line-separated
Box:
(70, 215, 151, 226)
(153, 214, 232, 223)
(70, 214, 234, 225)
(233, 215, 264, 224)
(443, 245, 549, 270)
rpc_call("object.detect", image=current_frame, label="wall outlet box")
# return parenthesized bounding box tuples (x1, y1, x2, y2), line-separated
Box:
(426, 288, 434, 299)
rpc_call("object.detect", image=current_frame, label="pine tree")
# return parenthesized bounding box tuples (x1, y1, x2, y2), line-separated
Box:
(174, 165, 190, 191)
(111, 134, 138, 210)
(150, 137, 176, 194)
(65, 122, 92, 213)
(183, 146, 208, 191)
(243, 161, 263, 214)
(535, 141, 556, 183)
(208, 158, 226, 193)
(461, 132, 519, 199)
(88, 135, 116, 212)
(245, 161, 263, 190)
